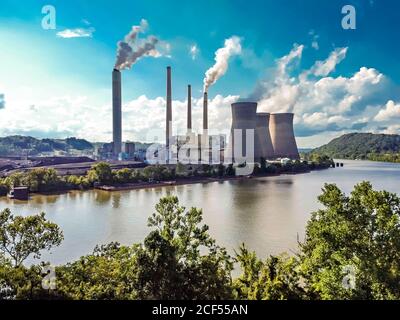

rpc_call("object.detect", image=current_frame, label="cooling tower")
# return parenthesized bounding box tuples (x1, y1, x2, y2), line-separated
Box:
(269, 113, 299, 159)
(166, 66, 172, 161)
(228, 102, 258, 163)
(255, 113, 275, 160)
(112, 69, 122, 157)
(187, 85, 192, 132)
(203, 92, 208, 132)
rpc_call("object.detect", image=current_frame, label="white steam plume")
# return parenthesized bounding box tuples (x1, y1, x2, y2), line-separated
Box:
(203, 36, 242, 92)
(114, 19, 160, 70)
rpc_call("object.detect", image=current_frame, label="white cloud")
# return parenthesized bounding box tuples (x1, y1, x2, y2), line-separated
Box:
(374, 100, 400, 122)
(189, 44, 199, 60)
(0, 93, 238, 142)
(310, 47, 347, 77)
(56, 27, 95, 39)
(253, 45, 388, 139)
(383, 124, 400, 135)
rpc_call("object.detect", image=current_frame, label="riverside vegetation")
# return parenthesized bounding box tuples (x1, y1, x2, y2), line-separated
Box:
(311, 132, 400, 163)
(1, 181, 400, 300)
(0, 156, 333, 197)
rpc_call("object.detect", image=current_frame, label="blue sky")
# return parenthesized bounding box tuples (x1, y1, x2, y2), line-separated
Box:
(1, 0, 400, 147)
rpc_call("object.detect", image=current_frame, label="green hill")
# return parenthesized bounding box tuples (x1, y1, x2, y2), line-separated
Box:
(0, 135, 93, 156)
(311, 133, 400, 162)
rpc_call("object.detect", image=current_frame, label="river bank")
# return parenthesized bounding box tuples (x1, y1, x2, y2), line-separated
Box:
(95, 172, 284, 191)
(0, 161, 333, 199)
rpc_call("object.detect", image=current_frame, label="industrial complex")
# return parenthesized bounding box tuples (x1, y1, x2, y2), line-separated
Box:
(111, 66, 299, 164)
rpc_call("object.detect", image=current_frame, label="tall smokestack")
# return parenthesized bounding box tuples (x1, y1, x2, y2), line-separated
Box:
(203, 91, 208, 132)
(166, 66, 172, 161)
(112, 69, 122, 157)
(187, 85, 192, 132)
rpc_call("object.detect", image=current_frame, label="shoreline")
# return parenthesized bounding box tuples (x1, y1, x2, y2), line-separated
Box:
(95, 170, 310, 192)
(1, 165, 333, 199)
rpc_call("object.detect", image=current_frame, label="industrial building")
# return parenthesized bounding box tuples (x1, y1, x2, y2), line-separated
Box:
(111, 65, 299, 165)
(226, 102, 299, 163)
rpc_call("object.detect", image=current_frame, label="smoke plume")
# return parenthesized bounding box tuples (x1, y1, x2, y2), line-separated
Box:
(203, 36, 242, 92)
(114, 19, 160, 70)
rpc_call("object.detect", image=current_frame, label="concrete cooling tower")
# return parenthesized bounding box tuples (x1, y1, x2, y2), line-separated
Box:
(228, 102, 258, 163)
(269, 113, 299, 159)
(255, 113, 275, 160)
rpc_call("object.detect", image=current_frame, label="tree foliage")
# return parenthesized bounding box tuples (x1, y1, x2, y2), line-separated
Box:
(299, 181, 400, 299)
(311, 132, 400, 162)
(2, 182, 400, 300)
(0, 209, 63, 267)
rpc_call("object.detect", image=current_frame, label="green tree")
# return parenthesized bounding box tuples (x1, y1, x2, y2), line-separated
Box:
(133, 196, 233, 299)
(55, 242, 137, 300)
(113, 168, 133, 184)
(233, 244, 305, 300)
(0, 209, 63, 267)
(299, 181, 400, 299)
(87, 162, 113, 184)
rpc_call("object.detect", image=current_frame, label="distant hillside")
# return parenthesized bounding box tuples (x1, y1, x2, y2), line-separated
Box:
(311, 133, 400, 162)
(0, 136, 93, 156)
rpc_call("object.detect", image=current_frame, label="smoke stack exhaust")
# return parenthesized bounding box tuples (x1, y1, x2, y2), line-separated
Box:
(112, 69, 122, 157)
(166, 66, 172, 161)
(187, 85, 192, 132)
(203, 91, 208, 132)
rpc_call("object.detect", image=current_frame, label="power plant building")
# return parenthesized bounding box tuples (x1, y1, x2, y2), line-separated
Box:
(227, 102, 299, 163)
(110, 65, 299, 165)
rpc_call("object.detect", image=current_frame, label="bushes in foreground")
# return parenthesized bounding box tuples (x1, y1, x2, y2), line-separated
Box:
(1, 181, 400, 300)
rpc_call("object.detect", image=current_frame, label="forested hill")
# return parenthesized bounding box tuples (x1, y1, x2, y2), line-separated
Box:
(311, 133, 400, 161)
(0, 136, 93, 156)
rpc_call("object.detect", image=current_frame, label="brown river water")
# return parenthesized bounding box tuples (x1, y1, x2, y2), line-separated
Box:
(1, 159, 400, 265)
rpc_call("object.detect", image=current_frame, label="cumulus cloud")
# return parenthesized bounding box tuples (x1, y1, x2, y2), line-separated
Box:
(374, 100, 400, 122)
(56, 27, 95, 38)
(251, 44, 398, 139)
(0, 93, 238, 142)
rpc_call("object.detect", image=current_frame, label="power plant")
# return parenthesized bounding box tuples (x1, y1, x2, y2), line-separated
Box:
(227, 102, 299, 162)
(111, 66, 299, 164)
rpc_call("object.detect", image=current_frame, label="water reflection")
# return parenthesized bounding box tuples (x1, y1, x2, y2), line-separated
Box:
(1, 160, 400, 265)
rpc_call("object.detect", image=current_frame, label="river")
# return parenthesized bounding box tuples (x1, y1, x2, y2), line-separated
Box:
(1, 159, 400, 265)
